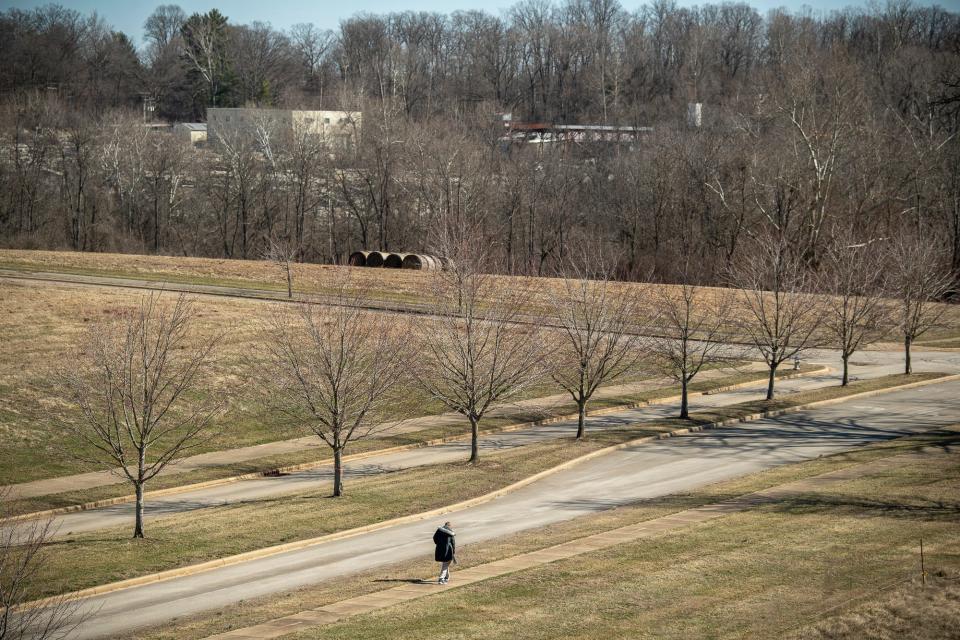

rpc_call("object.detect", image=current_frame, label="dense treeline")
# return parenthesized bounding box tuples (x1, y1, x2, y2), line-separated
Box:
(0, 1, 959, 287)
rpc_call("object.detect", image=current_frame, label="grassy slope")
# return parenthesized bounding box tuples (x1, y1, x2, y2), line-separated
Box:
(28, 373, 945, 600)
(2, 248, 959, 343)
(789, 572, 960, 639)
(125, 428, 960, 640)
(293, 444, 958, 640)
(2, 277, 678, 488)
(2, 362, 781, 517)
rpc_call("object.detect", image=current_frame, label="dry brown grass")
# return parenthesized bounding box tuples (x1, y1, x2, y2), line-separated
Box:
(122, 428, 960, 640)
(0, 279, 301, 484)
(0, 248, 727, 313)
(2, 248, 958, 343)
(790, 572, 960, 639)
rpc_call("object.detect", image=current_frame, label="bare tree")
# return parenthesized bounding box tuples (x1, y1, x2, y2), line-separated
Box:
(820, 233, 892, 385)
(732, 237, 824, 400)
(143, 4, 186, 51)
(1, 491, 84, 640)
(412, 266, 545, 463)
(651, 280, 737, 418)
(549, 256, 646, 439)
(263, 236, 299, 298)
(887, 234, 953, 374)
(258, 277, 408, 496)
(56, 293, 224, 538)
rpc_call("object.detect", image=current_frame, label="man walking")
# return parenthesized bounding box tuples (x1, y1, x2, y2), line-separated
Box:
(433, 522, 456, 584)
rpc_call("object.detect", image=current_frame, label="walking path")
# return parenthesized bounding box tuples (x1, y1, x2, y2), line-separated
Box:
(2, 363, 766, 501)
(206, 445, 952, 639)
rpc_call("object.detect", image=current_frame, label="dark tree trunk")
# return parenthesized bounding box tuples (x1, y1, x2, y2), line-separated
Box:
(905, 334, 913, 375)
(680, 377, 689, 418)
(841, 352, 850, 386)
(333, 448, 343, 496)
(133, 481, 145, 538)
(576, 399, 586, 440)
(766, 363, 778, 401)
(469, 414, 480, 463)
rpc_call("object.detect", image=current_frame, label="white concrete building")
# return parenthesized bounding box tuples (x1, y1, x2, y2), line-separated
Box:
(206, 108, 361, 149)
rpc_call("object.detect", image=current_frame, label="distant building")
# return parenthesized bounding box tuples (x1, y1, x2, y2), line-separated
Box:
(174, 122, 207, 145)
(501, 120, 653, 146)
(206, 108, 361, 149)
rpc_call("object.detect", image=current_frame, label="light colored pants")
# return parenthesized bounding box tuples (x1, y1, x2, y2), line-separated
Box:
(439, 562, 451, 582)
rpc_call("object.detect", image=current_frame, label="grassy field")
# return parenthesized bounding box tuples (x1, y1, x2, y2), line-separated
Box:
(0, 279, 304, 485)
(4, 248, 958, 344)
(0, 247, 954, 490)
(791, 572, 960, 639)
(2, 277, 683, 488)
(25, 372, 944, 600)
(121, 426, 960, 640)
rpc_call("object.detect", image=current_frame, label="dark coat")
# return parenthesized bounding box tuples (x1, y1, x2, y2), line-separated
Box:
(433, 526, 455, 562)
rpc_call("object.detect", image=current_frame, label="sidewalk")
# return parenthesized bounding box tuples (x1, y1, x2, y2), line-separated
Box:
(2, 364, 766, 501)
(205, 447, 939, 640)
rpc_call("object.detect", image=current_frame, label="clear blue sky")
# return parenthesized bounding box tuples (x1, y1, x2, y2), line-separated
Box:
(2, 0, 958, 46)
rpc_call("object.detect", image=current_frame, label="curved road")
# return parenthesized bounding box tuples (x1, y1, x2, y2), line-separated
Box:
(56, 378, 960, 640)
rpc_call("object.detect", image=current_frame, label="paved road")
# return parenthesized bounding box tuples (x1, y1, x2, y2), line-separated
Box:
(53, 379, 960, 640)
(0, 353, 909, 543)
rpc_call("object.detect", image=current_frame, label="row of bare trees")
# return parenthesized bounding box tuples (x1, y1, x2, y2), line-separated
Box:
(3, 1, 958, 125)
(47, 229, 952, 541)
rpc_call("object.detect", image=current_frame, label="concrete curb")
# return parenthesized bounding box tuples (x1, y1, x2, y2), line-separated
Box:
(1, 366, 821, 525)
(24, 368, 956, 610)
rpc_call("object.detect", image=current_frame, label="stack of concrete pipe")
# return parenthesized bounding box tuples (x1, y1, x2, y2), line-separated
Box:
(348, 251, 445, 271)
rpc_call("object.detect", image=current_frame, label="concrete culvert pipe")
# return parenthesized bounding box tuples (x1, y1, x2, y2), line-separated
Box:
(384, 253, 409, 268)
(348, 251, 369, 267)
(401, 254, 425, 270)
(366, 251, 387, 267)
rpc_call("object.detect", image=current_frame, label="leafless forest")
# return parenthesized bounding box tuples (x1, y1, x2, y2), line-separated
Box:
(1, 1, 958, 288)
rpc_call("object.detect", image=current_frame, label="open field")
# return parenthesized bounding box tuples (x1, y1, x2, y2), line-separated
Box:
(19, 372, 942, 601)
(3, 276, 693, 489)
(0, 278, 299, 484)
(4, 248, 959, 344)
(119, 427, 960, 640)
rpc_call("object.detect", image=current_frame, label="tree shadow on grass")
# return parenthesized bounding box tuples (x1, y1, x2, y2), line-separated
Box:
(765, 494, 960, 522)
